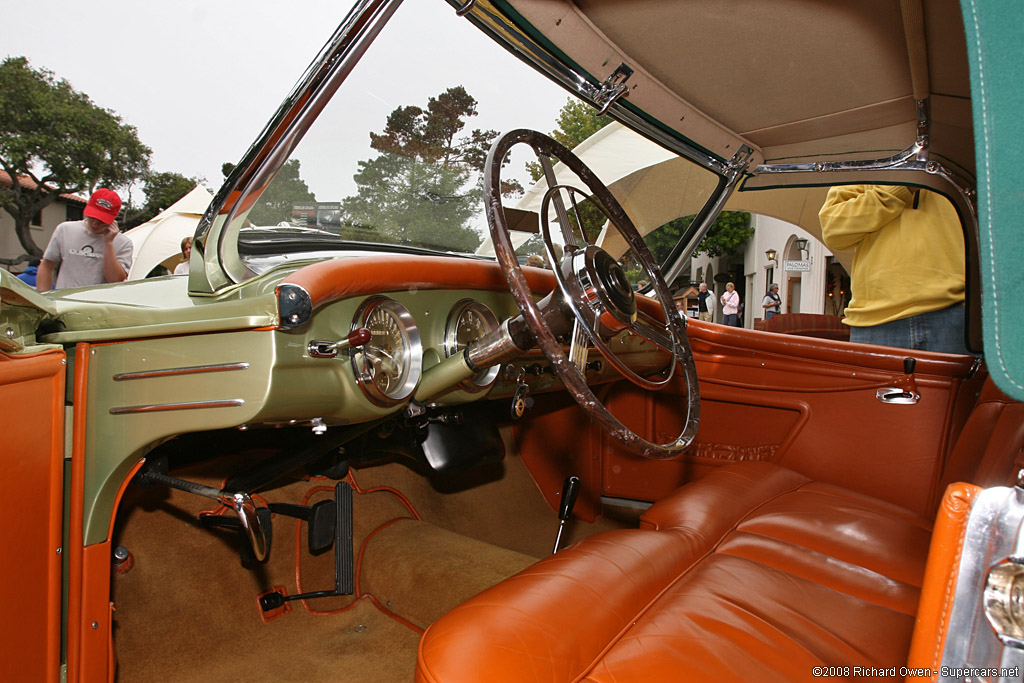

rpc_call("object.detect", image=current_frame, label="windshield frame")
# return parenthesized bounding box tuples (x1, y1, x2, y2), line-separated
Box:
(189, 0, 742, 296)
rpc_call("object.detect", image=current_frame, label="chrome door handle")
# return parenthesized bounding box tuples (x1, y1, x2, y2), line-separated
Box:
(876, 387, 920, 404)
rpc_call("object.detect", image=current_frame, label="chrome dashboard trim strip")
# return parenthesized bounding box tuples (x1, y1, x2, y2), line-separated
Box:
(112, 362, 250, 382)
(109, 399, 246, 415)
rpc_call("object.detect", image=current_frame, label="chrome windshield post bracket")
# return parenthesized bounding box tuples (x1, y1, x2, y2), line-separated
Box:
(455, 0, 477, 16)
(588, 63, 634, 116)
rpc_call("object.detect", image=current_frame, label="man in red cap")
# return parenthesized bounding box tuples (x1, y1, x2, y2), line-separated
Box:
(37, 188, 134, 290)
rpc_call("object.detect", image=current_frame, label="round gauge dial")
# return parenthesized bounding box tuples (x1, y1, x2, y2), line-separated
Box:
(351, 297, 422, 406)
(444, 299, 500, 390)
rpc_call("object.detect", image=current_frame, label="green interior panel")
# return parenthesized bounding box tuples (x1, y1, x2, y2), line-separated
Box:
(961, 0, 1024, 400)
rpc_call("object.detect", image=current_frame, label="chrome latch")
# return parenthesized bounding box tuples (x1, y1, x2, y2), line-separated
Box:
(592, 63, 633, 116)
(308, 327, 371, 359)
(875, 387, 920, 404)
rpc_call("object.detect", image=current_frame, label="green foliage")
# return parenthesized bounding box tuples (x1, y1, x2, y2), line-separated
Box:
(520, 98, 614, 248)
(341, 86, 507, 252)
(248, 159, 317, 226)
(643, 212, 753, 264)
(124, 171, 204, 229)
(526, 98, 612, 182)
(342, 154, 481, 252)
(0, 56, 151, 257)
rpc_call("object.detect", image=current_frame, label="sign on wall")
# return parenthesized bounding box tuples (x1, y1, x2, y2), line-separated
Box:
(784, 260, 811, 272)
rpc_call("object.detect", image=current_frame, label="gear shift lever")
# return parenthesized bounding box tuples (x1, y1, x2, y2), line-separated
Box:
(553, 475, 581, 554)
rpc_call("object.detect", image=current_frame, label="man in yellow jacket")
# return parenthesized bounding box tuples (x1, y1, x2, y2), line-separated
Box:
(819, 185, 966, 354)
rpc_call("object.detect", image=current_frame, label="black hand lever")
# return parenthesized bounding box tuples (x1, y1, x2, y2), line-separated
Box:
(553, 475, 581, 554)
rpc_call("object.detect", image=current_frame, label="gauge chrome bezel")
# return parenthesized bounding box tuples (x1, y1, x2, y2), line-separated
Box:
(350, 296, 422, 407)
(444, 299, 501, 391)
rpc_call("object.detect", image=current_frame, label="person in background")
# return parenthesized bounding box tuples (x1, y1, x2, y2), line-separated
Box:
(37, 189, 132, 291)
(697, 282, 713, 322)
(721, 281, 740, 326)
(524, 253, 544, 268)
(762, 283, 782, 319)
(174, 236, 193, 275)
(819, 185, 967, 354)
(16, 258, 40, 287)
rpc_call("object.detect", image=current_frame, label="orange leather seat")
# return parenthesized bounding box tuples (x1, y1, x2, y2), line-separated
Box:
(417, 461, 931, 682)
(417, 378, 1024, 683)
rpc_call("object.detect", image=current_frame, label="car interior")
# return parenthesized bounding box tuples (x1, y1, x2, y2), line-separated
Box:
(5, 0, 1022, 681)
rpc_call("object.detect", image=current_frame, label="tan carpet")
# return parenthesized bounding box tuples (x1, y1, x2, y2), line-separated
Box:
(112, 445, 633, 681)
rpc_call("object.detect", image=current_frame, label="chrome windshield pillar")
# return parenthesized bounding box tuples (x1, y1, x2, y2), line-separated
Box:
(189, 0, 405, 294)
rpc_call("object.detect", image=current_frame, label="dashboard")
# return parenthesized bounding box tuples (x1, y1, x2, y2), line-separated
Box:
(276, 285, 669, 427)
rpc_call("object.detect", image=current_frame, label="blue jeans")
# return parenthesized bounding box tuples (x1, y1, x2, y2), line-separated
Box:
(849, 303, 968, 355)
(765, 311, 779, 319)
(723, 313, 738, 327)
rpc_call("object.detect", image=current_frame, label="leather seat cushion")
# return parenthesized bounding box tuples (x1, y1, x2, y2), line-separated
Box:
(416, 462, 932, 683)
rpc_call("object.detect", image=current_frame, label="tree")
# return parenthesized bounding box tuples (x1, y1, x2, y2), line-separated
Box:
(247, 159, 316, 226)
(123, 171, 205, 229)
(644, 211, 754, 264)
(524, 98, 613, 246)
(0, 57, 151, 260)
(526, 98, 613, 182)
(341, 87, 509, 252)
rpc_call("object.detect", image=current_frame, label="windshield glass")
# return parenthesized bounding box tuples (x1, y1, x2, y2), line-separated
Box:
(237, 1, 722, 276)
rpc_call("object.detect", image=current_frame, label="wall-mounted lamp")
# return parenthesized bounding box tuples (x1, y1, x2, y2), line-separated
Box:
(765, 249, 777, 261)
(794, 238, 809, 253)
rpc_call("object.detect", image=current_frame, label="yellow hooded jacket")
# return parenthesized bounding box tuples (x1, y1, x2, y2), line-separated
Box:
(819, 185, 965, 327)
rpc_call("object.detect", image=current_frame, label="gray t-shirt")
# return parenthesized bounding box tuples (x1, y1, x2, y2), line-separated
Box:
(42, 220, 134, 288)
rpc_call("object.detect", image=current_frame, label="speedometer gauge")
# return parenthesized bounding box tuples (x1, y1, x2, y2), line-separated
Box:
(444, 299, 500, 391)
(351, 297, 422, 406)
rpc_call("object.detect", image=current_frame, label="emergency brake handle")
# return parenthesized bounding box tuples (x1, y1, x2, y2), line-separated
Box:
(559, 475, 581, 522)
(552, 475, 581, 554)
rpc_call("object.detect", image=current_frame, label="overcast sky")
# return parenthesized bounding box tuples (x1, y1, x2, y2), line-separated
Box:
(3, 0, 570, 201)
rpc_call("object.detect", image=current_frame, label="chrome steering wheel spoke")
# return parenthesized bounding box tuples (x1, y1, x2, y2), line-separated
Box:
(483, 129, 700, 459)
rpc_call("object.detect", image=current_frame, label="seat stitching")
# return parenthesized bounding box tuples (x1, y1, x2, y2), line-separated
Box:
(933, 504, 970, 667)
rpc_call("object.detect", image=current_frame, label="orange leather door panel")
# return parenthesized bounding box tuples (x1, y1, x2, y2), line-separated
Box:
(0, 349, 66, 683)
(598, 324, 981, 517)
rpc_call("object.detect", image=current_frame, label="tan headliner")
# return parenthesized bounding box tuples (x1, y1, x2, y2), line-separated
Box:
(507, 0, 974, 182)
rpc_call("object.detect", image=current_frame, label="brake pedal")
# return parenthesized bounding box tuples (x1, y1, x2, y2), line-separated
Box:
(269, 499, 337, 555)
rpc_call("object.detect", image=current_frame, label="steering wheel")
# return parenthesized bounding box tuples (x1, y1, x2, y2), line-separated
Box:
(484, 129, 699, 459)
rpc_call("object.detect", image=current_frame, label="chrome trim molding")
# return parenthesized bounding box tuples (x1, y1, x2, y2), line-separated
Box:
(113, 362, 250, 382)
(109, 399, 246, 415)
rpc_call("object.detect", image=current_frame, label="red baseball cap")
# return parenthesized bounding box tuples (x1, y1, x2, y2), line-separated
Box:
(83, 188, 122, 225)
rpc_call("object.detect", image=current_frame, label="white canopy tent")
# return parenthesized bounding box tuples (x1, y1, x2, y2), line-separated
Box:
(506, 122, 851, 267)
(125, 186, 213, 280)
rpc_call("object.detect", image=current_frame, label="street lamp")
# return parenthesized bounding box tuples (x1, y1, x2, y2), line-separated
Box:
(794, 238, 809, 254)
(765, 248, 777, 262)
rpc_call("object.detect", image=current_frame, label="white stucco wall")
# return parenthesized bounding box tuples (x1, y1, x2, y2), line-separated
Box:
(688, 213, 834, 327)
(0, 200, 77, 274)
